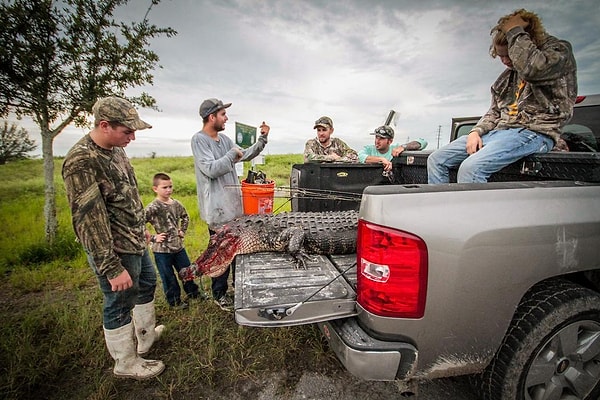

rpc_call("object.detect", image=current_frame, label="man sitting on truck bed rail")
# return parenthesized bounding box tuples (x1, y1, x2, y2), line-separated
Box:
(427, 8, 577, 184)
(358, 125, 427, 172)
(304, 116, 358, 163)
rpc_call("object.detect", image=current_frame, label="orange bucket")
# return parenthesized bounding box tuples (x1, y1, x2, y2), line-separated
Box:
(241, 179, 275, 215)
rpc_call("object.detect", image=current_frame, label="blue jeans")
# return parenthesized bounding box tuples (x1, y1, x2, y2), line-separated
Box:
(209, 228, 235, 299)
(153, 249, 199, 306)
(87, 249, 157, 330)
(427, 128, 554, 183)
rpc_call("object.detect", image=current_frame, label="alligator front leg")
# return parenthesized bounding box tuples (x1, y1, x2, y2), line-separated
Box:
(275, 227, 314, 269)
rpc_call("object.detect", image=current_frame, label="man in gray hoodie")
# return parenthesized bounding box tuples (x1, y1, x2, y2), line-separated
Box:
(191, 98, 270, 310)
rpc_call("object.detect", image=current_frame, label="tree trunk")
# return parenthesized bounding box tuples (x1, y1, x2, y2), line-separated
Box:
(41, 129, 57, 244)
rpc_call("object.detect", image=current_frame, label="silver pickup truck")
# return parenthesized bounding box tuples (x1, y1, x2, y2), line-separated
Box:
(234, 94, 600, 400)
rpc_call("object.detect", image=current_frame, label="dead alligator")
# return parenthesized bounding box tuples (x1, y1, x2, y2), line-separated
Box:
(180, 210, 358, 279)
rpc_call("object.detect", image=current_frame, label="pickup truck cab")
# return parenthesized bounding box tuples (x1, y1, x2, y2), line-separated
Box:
(234, 94, 600, 399)
(453, 94, 600, 151)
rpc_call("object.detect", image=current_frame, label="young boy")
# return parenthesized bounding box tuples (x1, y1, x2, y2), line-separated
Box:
(145, 173, 203, 309)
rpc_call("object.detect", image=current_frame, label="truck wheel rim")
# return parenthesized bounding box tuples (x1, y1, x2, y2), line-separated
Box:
(524, 320, 600, 398)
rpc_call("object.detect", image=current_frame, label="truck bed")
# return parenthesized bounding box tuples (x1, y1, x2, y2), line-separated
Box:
(290, 151, 600, 212)
(234, 253, 358, 327)
(396, 150, 600, 184)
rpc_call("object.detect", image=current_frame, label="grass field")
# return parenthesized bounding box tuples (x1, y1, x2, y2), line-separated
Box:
(0, 154, 346, 400)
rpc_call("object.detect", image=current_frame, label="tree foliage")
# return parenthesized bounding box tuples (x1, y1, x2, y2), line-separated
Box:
(0, 0, 176, 242)
(0, 121, 37, 165)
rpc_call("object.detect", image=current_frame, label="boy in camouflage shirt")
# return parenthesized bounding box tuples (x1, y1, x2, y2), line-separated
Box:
(145, 173, 203, 309)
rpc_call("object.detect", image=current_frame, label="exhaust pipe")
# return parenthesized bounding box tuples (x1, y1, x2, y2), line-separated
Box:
(384, 110, 399, 126)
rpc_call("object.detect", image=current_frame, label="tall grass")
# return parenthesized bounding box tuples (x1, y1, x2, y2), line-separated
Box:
(0, 154, 343, 400)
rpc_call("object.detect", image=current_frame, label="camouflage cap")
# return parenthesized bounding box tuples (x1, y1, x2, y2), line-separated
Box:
(199, 98, 232, 118)
(93, 97, 152, 130)
(370, 125, 394, 139)
(314, 116, 333, 129)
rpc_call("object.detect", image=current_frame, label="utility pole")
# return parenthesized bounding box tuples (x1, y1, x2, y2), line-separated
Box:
(436, 125, 442, 149)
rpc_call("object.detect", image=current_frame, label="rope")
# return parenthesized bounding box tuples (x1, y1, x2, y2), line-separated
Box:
(225, 184, 362, 202)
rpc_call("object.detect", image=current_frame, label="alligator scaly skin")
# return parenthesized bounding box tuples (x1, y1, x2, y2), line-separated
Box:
(180, 211, 358, 278)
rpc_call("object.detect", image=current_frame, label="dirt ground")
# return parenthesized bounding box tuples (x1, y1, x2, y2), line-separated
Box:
(195, 370, 480, 400)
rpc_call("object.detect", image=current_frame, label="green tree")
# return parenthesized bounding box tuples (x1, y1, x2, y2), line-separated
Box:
(0, 0, 176, 243)
(0, 121, 37, 165)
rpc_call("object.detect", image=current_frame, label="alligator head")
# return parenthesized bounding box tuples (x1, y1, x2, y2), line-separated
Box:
(194, 226, 242, 278)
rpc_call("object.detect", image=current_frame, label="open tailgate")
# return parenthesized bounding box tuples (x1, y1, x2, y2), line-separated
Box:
(234, 252, 358, 327)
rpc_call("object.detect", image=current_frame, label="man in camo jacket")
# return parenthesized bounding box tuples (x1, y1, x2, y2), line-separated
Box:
(428, 9, 577, 184)
(304, 116, 358, 163)
(62, 97, 165, 380)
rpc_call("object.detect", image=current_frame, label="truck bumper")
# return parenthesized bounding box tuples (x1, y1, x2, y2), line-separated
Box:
(318, 317, 418, 381)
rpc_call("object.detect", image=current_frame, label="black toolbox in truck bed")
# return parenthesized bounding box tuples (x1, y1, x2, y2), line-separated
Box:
(394, 151, 600, 184)
(290, 152, 600, 212)
(290, 162, 392, 212)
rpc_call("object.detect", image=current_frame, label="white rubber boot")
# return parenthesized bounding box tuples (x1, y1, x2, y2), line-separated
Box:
(132, 300, 165, 355)
(103, 322, 165, 380)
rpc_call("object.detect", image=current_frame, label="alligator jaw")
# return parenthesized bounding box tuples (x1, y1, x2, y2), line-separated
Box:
(196, 228, 240, 277)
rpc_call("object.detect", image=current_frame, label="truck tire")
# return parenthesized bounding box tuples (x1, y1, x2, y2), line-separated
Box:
(478, 278, 600, 400)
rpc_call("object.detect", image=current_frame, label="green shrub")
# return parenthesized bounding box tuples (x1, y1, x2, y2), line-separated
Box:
(18, 231, 81, 266)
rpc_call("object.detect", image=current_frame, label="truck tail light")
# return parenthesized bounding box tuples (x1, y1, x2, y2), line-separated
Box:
(356, 220, 428, 318)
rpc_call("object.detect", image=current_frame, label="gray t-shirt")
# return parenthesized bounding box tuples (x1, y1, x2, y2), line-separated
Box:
(191, 130, 267, 229)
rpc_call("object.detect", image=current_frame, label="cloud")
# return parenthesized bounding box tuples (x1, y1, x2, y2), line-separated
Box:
(19, 0, 600, 158)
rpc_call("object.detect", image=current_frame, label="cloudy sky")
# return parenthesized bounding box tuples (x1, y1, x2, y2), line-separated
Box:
(24, 0, 600, 158)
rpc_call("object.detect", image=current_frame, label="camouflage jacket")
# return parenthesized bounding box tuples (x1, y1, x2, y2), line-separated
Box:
(304, 137, 358, 163)
(473, 27, 578, 144)
(62, 134, 146, 279)
(145, 198, 189, 253)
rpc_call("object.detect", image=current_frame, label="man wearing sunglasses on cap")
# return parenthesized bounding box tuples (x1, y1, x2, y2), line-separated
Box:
(358, 125, 427, 172)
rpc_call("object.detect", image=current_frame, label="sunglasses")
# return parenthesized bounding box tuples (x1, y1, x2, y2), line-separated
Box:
(375, 127, 392, 136)
(204, 101, 225, 116)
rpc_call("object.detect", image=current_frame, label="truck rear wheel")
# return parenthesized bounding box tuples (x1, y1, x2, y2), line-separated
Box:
(478, 279, 600, 400)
